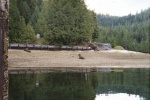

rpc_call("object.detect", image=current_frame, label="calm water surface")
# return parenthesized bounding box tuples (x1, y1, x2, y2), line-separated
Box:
(9, 68, 150, 100)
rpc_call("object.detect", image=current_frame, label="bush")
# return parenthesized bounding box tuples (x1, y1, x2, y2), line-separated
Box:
(114, 46, 124, 50)
(34, 38, 48, 44)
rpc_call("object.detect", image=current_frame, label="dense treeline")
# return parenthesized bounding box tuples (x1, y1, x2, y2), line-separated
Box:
(9, 0, 99, 45)
(9, 0, 149, 53)
(96, 8, 150, 53)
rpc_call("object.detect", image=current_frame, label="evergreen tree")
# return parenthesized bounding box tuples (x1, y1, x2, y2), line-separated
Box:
(96, 8, 150, 53)
(9, 0, 23, 43)
(36, 0, 99, 45)
(30, 6, 40, 30)
(9, 0, 36, 43)
(21, 1, 31, 24)
(9, 0, 99, 45)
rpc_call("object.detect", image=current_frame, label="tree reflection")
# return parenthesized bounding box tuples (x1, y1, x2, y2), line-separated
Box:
(9, 69, 150, 100)
(9, 72, 97, 100)
(95, 69, 150, 100)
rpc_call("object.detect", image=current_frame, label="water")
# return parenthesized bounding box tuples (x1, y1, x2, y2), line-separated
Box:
(9, 68, 150, 100)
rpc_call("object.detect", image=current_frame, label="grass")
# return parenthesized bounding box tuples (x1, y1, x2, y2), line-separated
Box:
(114, 46, 124, 50)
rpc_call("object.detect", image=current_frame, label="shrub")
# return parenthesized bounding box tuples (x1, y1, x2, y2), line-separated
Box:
(114, 46, 124, 50)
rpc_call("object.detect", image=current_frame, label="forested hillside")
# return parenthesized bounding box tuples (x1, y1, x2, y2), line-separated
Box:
(9, 0, 149, 53)
(96, 8, 150, 53)
(9, 0, 99, 45)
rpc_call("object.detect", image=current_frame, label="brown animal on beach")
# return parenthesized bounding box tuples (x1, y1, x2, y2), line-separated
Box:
(78, 54, 85, 59)
(24, 48, 31, 53)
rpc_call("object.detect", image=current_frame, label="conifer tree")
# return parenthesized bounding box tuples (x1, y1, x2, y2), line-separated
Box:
(96, 8, 150, 53)
(36, 0, 99, 45)
(9, 0, 36, 43)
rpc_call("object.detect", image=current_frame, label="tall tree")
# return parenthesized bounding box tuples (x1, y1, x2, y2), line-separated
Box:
(36, 0, 99, 45)
(20, 1, 31, 24)
(9, 0, 36, 43)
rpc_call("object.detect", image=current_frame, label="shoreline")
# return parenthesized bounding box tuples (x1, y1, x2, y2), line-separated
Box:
(8, 49, 150, 70)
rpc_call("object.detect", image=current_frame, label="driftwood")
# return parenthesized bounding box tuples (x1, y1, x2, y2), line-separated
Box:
(24, 48, 31, 53)
(88, 43, 99, 51)
(9, 44, 92, 51)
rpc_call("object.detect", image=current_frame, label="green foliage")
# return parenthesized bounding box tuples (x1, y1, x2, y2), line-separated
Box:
(96, 8, 150, 53)
(19, 1, 31, 24)
(34, 38, 49, 45)
(36, 0, 99, 45)
(9, 0, 43, 44)
(22, 24, 36, 43)
(114, 46, 124, 50)
(9, 0, 99, 45)
(30, 6, 40, 27)
(9, 0, 22, 43)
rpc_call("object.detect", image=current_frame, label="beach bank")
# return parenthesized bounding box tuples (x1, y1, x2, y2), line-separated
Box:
(8, 49, 150, 70)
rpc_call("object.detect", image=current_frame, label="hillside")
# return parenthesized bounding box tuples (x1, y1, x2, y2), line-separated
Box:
(96, 8, 150, 53)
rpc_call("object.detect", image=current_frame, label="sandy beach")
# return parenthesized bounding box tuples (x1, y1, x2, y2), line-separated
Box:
(8, 49, 150, 69)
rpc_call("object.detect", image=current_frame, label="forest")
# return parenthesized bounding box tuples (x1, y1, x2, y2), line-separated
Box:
(9, 0, 149, 53)
(9, 0, 99, 45)
(96, 8, 150, 53)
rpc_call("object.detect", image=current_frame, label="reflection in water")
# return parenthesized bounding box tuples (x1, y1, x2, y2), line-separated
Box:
(95, 93, 145, 100)
(95, 69, 150, 100)
(9, 68, 150, 100)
